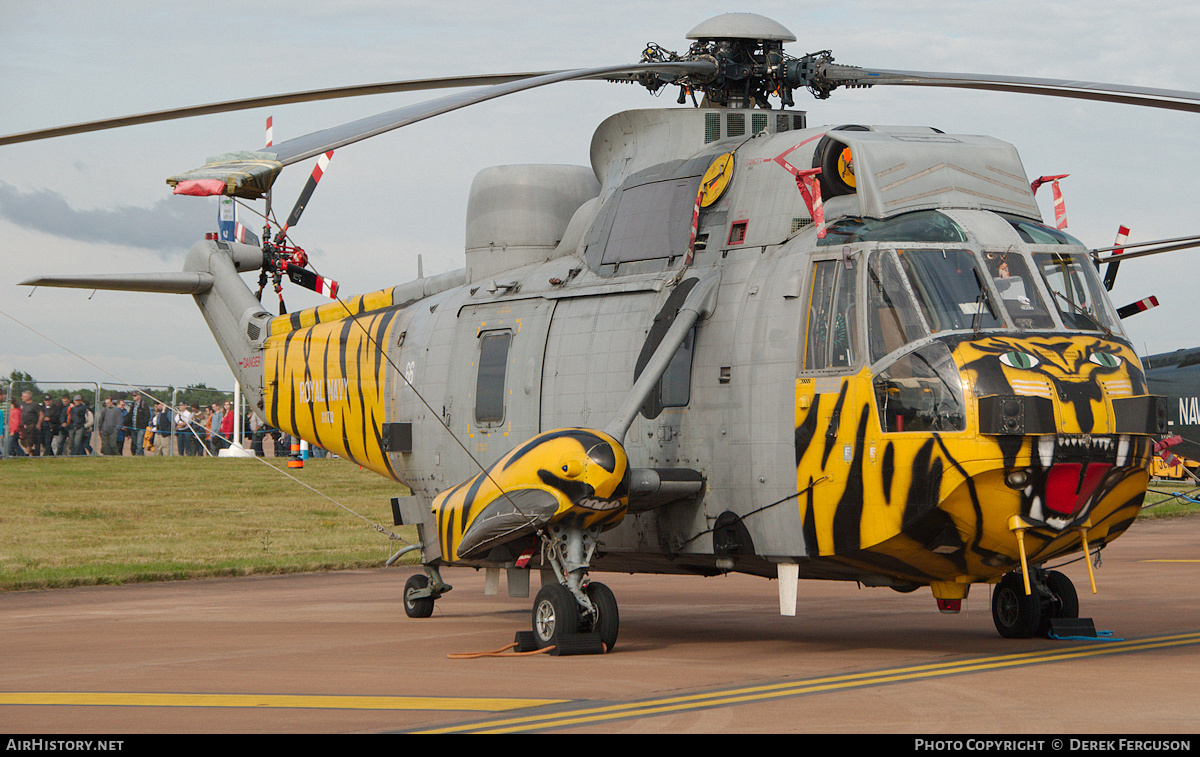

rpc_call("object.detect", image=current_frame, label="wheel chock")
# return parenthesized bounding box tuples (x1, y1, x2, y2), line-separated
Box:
(1047, 617, 1097, 638)
(513, 631, 539, 653)
(549, 632, 606, 656)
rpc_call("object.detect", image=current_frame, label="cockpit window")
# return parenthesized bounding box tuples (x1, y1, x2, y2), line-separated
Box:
(818, 210, 968, 246)
(873, 341, 967, 433)
(980, 250, 1056, 329)
(896, 249, 1003, 333)
(1034, 251, 1121, 333)
(1000, 214, 1085, 246)
(867, 250, 928, 363)
(804, 258, 860, 370)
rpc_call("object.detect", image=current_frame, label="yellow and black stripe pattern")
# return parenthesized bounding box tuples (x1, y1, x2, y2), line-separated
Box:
(432, 428, 630, 561)
(794, 334, 1153, 586)
(263, 287, 402, 481)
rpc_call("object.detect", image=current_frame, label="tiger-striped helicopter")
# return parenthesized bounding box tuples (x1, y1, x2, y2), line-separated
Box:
(12, 12, 1200, 652)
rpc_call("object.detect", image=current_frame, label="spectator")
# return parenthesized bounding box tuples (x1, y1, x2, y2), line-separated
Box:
(18, 390, 42, 457)
(54, 394, 71, 455)
(218, 401, 235, 451)
(127, 394, 151, 456)
(98, 397, 123, 456)
(152, 402, 173, 456)
(65, 395, 89, 456)
(8, 399, 24, 457)
(174, 402, 193, 456)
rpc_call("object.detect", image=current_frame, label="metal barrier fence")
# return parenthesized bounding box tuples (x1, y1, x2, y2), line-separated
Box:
(0, 379, 277, 459)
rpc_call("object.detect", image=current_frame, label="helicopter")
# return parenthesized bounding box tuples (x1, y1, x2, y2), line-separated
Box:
(9, 12, 1200, 652)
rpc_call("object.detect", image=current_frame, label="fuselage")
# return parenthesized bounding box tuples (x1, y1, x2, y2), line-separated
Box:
(212, 108, 1161, 592)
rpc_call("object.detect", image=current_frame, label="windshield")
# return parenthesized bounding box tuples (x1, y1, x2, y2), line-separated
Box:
(896, 249, 1003, 333)
(1034, 251, 1121, 332)
(1000, 214, 1086, 246)
(867, 250, 929, 363)
(819, 210, 968, 246)
(980, 250, 1055, 329)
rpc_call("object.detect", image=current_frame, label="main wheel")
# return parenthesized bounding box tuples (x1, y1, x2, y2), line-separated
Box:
(583, 582, 619, 652)
(992, 572, 1043, 639)
(1038, 570, 1079, 635)
(532, 583, 579, 649)
(404, 574, 435, 619)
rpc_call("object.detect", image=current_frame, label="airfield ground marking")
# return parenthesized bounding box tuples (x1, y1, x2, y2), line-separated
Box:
(416, 631, 1200, 733)
(0, 692, 567, 712)
(2, 632, 1197, 724)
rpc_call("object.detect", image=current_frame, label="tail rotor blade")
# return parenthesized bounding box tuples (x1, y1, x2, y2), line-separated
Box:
(1103, 225, 1130, 291)
(282, 151, 333, 236)
(284, 263, 340, 299)
(1117, 295, 1159, 319)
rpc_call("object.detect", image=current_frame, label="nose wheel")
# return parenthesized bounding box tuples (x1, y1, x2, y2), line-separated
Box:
(991, 568, 1079, 638)
(529, 524, 619, 653)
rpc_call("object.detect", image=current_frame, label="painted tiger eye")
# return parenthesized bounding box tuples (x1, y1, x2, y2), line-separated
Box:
(999, 351, 1039, 369)
(1089, 352, 1121, 368)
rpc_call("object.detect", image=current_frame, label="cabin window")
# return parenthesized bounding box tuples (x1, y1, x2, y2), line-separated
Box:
(872, 342, 967, 433)
(981, 250, 1056, 329)
(818, 210, 968, 246)
(896, 249, 1003, 333)
(475, 330, 512, 424)
(1034, 251, 1121, 333)
(867, 250, 928, 364)
(804, 258, 860, 370)
(659, 327, 696, 407)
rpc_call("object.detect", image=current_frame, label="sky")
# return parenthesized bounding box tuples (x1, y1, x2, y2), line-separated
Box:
(2, 0, 1199, 393)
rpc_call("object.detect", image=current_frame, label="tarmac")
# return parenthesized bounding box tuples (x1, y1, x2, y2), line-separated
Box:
(1, 516, 1197, 734)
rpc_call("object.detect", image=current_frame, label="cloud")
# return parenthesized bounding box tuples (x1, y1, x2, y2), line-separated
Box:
(0, 181, 215, 256)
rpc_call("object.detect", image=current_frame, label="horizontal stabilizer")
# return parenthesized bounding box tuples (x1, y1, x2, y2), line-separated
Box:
(20, 272, 214, 295)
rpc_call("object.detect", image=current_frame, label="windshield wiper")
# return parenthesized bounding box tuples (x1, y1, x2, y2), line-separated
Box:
(972, 268, 999, 335)
(1051, 290, 1111, 335)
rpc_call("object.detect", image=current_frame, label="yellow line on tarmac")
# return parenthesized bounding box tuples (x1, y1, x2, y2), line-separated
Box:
(0, 692, 567, 712)
(421, 632, 1200, 733)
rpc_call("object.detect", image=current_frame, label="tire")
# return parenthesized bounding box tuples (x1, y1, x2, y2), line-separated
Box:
(584, 582, 619, 652)
(992, 572, 1043, 639)
(532, 583, 579, 649)
(404, 574, 435, 619)
(1038, 570, 1079, 636)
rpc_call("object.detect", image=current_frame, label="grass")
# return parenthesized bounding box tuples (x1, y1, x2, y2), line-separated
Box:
(1142, 479, 1200, 519)
(0, 455, 417, 590)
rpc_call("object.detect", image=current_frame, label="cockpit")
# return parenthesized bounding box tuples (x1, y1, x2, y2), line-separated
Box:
(800, 208, 1127, 434)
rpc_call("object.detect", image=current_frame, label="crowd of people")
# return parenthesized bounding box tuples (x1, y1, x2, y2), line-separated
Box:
(1, 390, 312, 459)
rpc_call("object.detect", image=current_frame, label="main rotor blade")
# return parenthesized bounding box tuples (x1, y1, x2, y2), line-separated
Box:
(1091, 237, 1200, 264)
(0, 72, 560, 146)
(820, 65, 1200, 113)
(267, 61, 714, 167)
(1090, 233, 1200, 256)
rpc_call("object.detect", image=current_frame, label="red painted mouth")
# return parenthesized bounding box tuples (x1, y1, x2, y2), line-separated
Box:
(1045, 462, 1112, 517)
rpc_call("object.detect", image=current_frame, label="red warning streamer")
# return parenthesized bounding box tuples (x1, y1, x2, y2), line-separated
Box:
(794, 168, 825, 239)
(684, 182, 703, 266)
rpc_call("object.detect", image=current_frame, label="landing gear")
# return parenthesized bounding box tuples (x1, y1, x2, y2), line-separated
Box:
(992, 573, 1042, 638)
(1038, 569, 1079, 635)
(532, 583, 579, 648)
(529, 523, 618, 653)
(403, 574, 435, 618)
(403, 567, 452, 619)
(583, 581, 619, 652)
(991, 568, 1080, 639)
